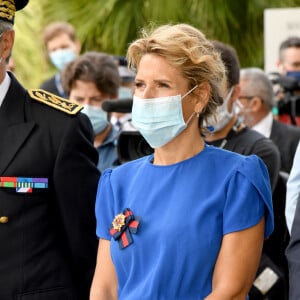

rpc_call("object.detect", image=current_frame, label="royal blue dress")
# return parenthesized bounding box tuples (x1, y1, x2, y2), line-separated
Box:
(95, 144, 274, 300)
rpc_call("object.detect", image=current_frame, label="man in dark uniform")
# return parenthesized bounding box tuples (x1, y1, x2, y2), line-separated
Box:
(0, 1, 100, 299)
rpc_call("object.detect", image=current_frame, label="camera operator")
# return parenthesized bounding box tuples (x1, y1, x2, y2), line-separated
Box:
(273, 36, 300, 126)
(111, 56, 136, 132)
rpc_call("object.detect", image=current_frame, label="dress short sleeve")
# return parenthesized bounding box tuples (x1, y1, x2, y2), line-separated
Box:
(223, 155, 274, 238)
(95, 169, 114, 240)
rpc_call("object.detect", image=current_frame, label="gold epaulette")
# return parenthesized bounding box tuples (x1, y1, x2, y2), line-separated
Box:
(28, 89, 83, 115)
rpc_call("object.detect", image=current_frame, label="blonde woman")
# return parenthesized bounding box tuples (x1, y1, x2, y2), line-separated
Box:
(90, 24, 274, 300)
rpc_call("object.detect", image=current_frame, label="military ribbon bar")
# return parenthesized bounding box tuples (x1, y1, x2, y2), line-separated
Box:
(0, 177, 48, 193)
(110, 208, 140, 249)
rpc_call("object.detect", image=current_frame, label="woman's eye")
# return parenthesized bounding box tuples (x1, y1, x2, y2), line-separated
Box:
(158, 82, 170, 88)
(135, 82, 143, 88)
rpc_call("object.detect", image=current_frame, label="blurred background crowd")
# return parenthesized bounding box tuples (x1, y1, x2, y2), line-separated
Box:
(12, 0, 300, 89)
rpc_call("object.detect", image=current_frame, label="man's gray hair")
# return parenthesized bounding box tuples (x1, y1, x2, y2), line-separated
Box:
(240, 67, 275, 109)
(0, 21, 14, 35)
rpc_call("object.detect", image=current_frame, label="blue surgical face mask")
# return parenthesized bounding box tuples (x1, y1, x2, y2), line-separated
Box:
(118, 86, 133, 100)
(49, 48, 77, 71)
(286, 71, 300, 82)
(81, 104, 108, 135)
(204, 86, 234, 132)
(131, 86, 198, 148)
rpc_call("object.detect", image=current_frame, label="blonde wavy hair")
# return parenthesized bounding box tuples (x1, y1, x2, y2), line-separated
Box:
(127, 23, 227, 130)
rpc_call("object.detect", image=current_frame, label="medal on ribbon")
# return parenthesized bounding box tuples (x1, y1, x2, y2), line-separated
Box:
(110, 208, 140, 249)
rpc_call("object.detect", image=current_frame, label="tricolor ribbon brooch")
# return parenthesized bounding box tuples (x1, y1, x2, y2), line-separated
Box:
(109, 208, 140, 249)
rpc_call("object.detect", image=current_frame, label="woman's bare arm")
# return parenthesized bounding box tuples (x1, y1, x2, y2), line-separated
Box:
(90, 239, 118, 300)
(205, 218, 265, 300)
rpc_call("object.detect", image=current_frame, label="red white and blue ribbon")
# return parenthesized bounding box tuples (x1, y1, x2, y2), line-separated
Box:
(0, 177, 48, 193)
(110, 208, 140, 249)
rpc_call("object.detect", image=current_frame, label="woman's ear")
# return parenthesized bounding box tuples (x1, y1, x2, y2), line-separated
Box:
(194, 82, 210, 113)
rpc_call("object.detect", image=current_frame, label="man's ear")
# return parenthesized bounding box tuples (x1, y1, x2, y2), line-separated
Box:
(75, 39, 81, 55)
(276, 60, 285, 73)
(228, 84, 240, 112)
(232, 84, 240, 101)
(250, 96, 263, 112)
(1, 30, 14, 61)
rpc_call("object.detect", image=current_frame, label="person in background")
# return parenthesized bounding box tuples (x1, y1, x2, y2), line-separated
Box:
(61, 51, 121, 172)
(286, 193, 300, 300)
(90, 23, 274, 300)
(286, 140, 300, 300)
(285, 140, 300, 300)
(0, 1, 100, 299)
(239, 67, 300, 174)
(234, 67, 293, 300)
(275, 36, 300, 126)
(285, 141, 300, 233)
(205, 42, 280, 193)
(110, 56, 136, 132)
(277, 36, 300, 77)
(204, 42, 285, 300)
(39, 21, 81, 97)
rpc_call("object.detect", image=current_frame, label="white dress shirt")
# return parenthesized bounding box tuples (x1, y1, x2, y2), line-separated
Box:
(0, 72, 11, 107)
(252, 112, 273, 138)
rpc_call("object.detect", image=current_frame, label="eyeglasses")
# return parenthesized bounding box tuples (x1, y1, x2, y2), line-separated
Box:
(239, 96, 255, 101)
(239, 95, 265, 105)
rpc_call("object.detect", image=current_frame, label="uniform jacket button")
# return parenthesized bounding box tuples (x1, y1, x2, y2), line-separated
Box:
(0, 216, 9, 223)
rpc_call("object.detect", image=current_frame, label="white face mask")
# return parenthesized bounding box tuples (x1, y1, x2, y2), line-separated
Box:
(81, 104, 108, 135)
(204, 86, 234, 132)
(131, 86, 198, 148)
(234, 98, 254, 126)
(49, 48, 77, 71)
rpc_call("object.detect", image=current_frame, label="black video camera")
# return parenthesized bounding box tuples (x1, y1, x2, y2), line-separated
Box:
(102, 99, 153, 163)
(268, 72, 300, 124)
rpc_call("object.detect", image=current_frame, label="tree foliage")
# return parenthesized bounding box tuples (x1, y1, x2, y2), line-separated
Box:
(13, 0, 300, 88)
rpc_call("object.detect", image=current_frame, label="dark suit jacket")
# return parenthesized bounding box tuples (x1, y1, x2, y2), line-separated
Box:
(0, 73, 100, 299)
(270, 119, 300, 173)
(286, 193, 300, 300)
(39, 74, 63, 97)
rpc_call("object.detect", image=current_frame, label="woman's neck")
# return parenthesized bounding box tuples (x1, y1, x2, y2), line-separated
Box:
(153, 125, 204, 165)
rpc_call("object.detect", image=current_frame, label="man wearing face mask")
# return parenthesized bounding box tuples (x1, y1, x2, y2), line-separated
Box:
(61, 51, 121, 172)
(276, 36, 300, 126)
(205, 41, 287, 300)
(205, 41, 280, 192)
(39, 21, 81, 97)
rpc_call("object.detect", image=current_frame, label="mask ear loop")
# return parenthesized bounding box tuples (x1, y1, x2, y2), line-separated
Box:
(182, 85, 198, 99)
(182, 85, 201, 126)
